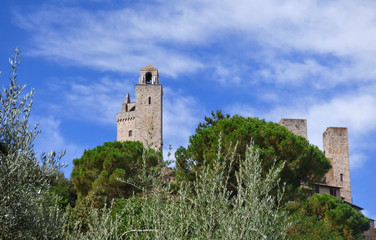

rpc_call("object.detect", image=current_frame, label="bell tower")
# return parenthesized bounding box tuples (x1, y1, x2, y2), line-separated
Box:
(135, 64, 163, 150)
(116, 64, 163, 150)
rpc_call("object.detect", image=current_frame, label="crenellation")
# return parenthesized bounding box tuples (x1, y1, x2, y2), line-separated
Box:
(117, 65, 162, 151)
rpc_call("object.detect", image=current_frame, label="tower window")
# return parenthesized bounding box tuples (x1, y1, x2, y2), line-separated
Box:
(148, 97, 151, 104)
(340, 174, 343, 181)
(145, 72, 152, 84)
(129, 130, 132, 137)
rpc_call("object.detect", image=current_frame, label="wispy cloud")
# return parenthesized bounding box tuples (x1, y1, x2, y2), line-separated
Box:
(41, 75, 202, 163)
(260, 85, 376, 169)
(163, 87, 203, 158)
(13, 0, 376, 87)
(32, 115, 83, 177)
(44, 75, 132, 124)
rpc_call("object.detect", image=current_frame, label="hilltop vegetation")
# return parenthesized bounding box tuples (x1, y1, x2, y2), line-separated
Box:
(71, 141, 161, 206)
(176, 110, 331, 201)
(0, 49, 369, 239)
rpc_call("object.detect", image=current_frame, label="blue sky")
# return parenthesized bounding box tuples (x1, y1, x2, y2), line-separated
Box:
(1, 0, 375, 219)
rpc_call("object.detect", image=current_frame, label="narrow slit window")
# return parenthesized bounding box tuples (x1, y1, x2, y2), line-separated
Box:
(148, 97, 151, 104)
(129, 130, 132, 137)
(340, 174, 343, 182)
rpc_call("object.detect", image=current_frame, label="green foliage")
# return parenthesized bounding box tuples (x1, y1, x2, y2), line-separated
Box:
(71, 140, 161, 206)
(64, 202, 122, 240)
(176, 112, 331, 200)
(64, 141, 290, 239)
(287, 194, 370, 239)
(287, 214, 344, 239)
(50, 172, 77, 209)
(112, 197, 153, 236)
(0, 48, 65, 239)
(196, 109, 231, 130)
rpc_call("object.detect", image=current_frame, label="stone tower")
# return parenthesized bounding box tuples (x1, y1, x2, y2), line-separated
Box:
(279, 118, 308, 139)
(116, 64, 163, 150)
(279, 119, 353, 202)
(323, 127, 352, 203)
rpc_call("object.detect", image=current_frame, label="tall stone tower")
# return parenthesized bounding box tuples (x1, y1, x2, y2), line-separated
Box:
(323, 127, 352, 203)
(116, 64, 163, 150)
(279, 119, 353, 202)
(279, 118, 308, 139)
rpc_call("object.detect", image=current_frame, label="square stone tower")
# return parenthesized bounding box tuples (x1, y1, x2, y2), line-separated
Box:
(116, 64, 163, 150)
(323, 127, 352, 203)
(279, 118, 308, 139)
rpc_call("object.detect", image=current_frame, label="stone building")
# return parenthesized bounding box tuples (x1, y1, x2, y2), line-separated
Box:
(323, 127, 352, 203)
(279, 118, 375, 239)
(116, 64, 163, 150)
(279, 118, 351, 202)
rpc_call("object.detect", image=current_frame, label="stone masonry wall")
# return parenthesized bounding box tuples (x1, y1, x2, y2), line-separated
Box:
(116, 110, 136, 142)
(279, 118, 308, 139)
(323, 127, 352, 203)
(135, 84, 162, 150)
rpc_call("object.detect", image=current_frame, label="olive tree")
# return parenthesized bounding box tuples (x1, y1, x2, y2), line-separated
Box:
(0, 48, 65, 239)
(68, 140, 291, 239)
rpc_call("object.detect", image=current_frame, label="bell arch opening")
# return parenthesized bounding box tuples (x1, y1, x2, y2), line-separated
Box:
(145, 72, 152, 84)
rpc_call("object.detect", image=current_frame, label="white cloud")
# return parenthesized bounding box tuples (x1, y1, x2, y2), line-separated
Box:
(225, 82, 376, 169)
(39, 76, 202, 165)
(46, 75, 132, 124)
(264, 86, 376, 169)
(162, 87, 203, 156)
(11, 0, 376, 170)
(13, 0, 376, 87)
(224, 103, 258, 118)
(349, 152, 367, 170)
(32, 115, 84, 177)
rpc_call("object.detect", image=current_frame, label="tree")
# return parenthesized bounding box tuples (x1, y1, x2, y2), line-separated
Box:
(175, 112, 331, 200)
(50, 172, 77, 208)
(66, 142, 291, 239)
(0, 48, 65, 239)
(287, 214, 344, 240)
(196, 109, 230, 130)
(71, 140, 161, 206)
(286, 194, 370, 239)
(140, 142, 291, 239)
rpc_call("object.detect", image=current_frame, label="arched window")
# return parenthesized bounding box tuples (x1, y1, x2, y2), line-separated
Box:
(148, 96, 151, 104)
(145, 72, 152, 84)
(129, 130, 132, 137)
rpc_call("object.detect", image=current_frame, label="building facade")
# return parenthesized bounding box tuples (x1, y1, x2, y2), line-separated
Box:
(116, 64, 163, 150)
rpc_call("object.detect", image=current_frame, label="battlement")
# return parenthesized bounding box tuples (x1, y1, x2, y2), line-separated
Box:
(116, 111, 136, 122)
(116, 65, 163, 150)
